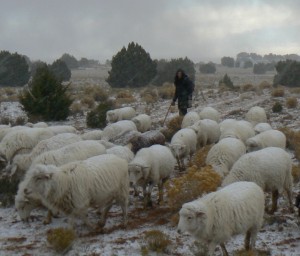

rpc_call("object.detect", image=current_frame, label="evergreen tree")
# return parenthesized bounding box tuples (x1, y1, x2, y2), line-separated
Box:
(0, 51, 30, 86)
(273, 60, 300, 87)
(221, 56, 235, 67)
(50, 59, 71, 81)
(107, 42, 157, 87)
(219, 73, 234, 89)
(253, 63, 266, 74)
(199, 62, 216, 74)
(60, 53, 78, 69)
(19, 66, 72, 121)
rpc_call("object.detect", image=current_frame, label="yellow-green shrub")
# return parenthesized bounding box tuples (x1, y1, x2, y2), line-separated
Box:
(47, 228, 76, 253)
(161, 115, 183, 141)
(158, 83, 175, 99)
(191, 145, 213, 167)
(279, 127, 300, 161)
(286, 97, 298, 108)
(141, 230, 171, 254)
(271, 88, 285, 97)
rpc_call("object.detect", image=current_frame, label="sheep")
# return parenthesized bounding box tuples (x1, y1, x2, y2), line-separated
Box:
(26, 122, 48, 128)
(189, 119, 220, 147)
(15, 140, 107, 222)
(101, 120, 137, 141)
(198, 107, 220, 123)
(81, 130, 103, 140)
(254, 122, 273, 134)
(0, 125, 31, 142)
(220, 120, 255, 144)
(110, 130, 141, 145)
(246, 129, 286, 152)
(18, 154, 129, 229)
(46, 125, 77, 134)
(128, 130, 166, 154)
(106, 145, 134, 163)
(222, 147, 294, 213)
(206, 138, 246, 178)
(106, 106, 136, 123)
(128, 145, 176, 207)
(9, 133, 82, 181)
(181, 111, 200, 129)
(219, 118, 236, 133)
(245, 106, 267, 126)
(131, 114, 152, 132)
(0, 128, 55, 169)
(170, 128, 197, 171)
(177, 181, 265, 256)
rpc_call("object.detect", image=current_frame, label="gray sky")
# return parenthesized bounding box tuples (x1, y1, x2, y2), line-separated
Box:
(1, 0, 299, 63)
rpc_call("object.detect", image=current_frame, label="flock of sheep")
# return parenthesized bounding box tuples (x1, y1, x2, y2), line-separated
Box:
(0, 104, 299, 255)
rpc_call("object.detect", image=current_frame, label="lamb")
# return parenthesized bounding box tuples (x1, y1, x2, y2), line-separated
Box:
(177, 181, 265, 256)
(0, 128, 55, 168)
(106, 107, 136, 123)
(101, 120, 137, 141)
(170, 128, 197, 171)
(254, 122, 272, 134)
(131, 114, 152, 132)
(15, 140, 107, 222)
(245, 106, 267, 126)
(128, 130, 166, 154)
(181, 111, 200, 128)
(246, 129, 286, 152)
(46, 125, 77, 134)
(106, 145, 134, 163)
(128, 145, 176, 207)
(206, 138, 246, 178)
(18, 154, 129, 229)
(9, 133, 82, 181)
(222, 147, 294, 213)
(220, 120, 255, 144)
(198, 107, 220, 123)
(189, 119, 220, 147)
(81, 130, 103, 140)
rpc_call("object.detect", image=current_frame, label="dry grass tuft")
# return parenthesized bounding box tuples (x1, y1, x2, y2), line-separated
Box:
(47, 227, 76, 253)
(140, 87, 158, 104)
(286, 97, 298, 108)
(271, 88, 285, 97)
(191, 145, 213, 167)
(165, 165, 222, 212)
(259, 81, 272, 90)
(83, 85, 108, 102)
(158, 83, 175, 99)
(70, 101, 85, 115)
(292, 164, 300, 184)
(160, 115, 183, 141)
(242, 84, 256, 92)
(279, 127, 300, 161)
(81, 96, 95, 108)
(115, 90, 136, 105)
(141, 230, 171, 255)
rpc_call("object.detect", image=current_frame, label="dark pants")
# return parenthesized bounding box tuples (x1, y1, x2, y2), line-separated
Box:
(179, 108, 187, 116)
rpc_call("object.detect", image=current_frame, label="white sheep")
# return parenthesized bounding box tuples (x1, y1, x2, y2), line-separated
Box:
(46, 125, 77, 134)
(106, 145, 134, 163)
(170, 128, 197, 171)
(220, 120, 255, 144)
(177, 181, 265, 256)
(189, 119, 220, 147)
(181, 111, 200, 129)
(219, 118, 236, 133)
(9, 133, 82, 181)
(245, 106, 267, 126)
(19, 154, 129, 229)
(101, 120, 137, 141)
(0, 125, 31, 142)
(131, 114, 152, 132)
(106, 106, 136, 123)
(128, 145, 176, 207)
(254, 122, 272, 134)
(222, 147, 294, 213)
(246, 129, 286, 152)
(206, 138, 246, 178)
(0, 128, 55, 168)
(81, 130, 103, 140)
(198, 107, 220, 123)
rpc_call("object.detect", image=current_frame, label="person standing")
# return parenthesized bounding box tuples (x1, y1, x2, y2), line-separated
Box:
(171, 69, 194, 116)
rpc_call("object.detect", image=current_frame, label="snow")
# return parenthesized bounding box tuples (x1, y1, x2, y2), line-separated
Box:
(1, 69, 300, 255)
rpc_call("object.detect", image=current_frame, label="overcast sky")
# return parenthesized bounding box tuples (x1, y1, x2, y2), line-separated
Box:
(1, 0, 299, 63)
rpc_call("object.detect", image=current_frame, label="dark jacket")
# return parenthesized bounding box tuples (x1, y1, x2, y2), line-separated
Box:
(173, 74, 194, 109)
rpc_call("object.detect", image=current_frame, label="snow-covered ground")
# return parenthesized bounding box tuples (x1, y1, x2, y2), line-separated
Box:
(0, 69, 300, 255)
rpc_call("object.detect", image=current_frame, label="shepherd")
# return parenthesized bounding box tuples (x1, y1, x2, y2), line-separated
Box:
(171, 69, 194, 116)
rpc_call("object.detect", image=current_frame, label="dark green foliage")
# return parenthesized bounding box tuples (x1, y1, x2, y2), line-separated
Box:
(0, 51, 30, 86)
(253, 63, 267, 74)
(106, 42, 157, 88)
(86, 100, 114, 128)
(19, 66, 72, 121)
(272, 102, 283, 113)
(78, 58, 99, 68)
(221, 56, 235, 67)
(50, 59, 71, 81)
(59, 53, 78, 69)
(219, 74, 234, 89)
(30, 60, 48, 77)
(273, 60, 300, 87)
(153, 57, 195, 86)
(199, 62, 216, 74)
(243, 61, 253, 68)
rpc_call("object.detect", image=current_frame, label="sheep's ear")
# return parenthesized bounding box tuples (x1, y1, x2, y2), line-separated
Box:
(142, 166, 151, 173)
(10, 165, 17, 176)
(195, 211, 206, 217)
(34, 172, 53, 181)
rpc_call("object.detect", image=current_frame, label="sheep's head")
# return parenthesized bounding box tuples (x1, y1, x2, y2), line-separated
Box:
(106, 111, 116, 123)
(170, 144, 186, 158)
(15, 192, 39, 221)
(132, 118, 141, 130)
(128, 163, 150, 185)
(246, 138, 259, 152)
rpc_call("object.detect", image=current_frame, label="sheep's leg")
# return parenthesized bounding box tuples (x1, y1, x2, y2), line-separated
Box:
(207, 242, 218, 256)
(133, 184, 139, 197)
(220, 243, 229, 256)
(244, 230, 251, 250)
(144, 183, 153, 208)
(180, 158, 185, 172)
(285, 188, 295, 213)
(98, 202, 113, 228)
(118, 196, 129, 228)
(176, 156, 182, 172)
(270, 190, 279, 214)
(43, 210, 53, 225)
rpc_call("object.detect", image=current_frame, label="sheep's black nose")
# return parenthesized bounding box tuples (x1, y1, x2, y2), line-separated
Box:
(177, 229, 181, 234)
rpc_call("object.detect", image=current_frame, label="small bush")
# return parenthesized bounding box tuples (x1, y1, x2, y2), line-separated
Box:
(141, 230, 171, 254)
(272, 102, 283, 113)
(84, 85, 108, 102)
(47, 227, 76, 253)
(0, 116, 10, 125)
(259, 81, 272, 90)
(279, 127, 300, 161)
(271, 88, 285, 97)
(286, 97, 298, 108)
(165, 165, 222, 212)
(158, 83, 175, 99)
(81, 96, 95, 108)
(161, 115, 183, 141)
(242, 84, 256, 92)
(115, 90, 136, 105)
(70, 101, 84, 115)
(219, 74, 234, 89)
(86, 100, 115, 128)
(14, 116, 27, 126)
(140, 87, 158, 104)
